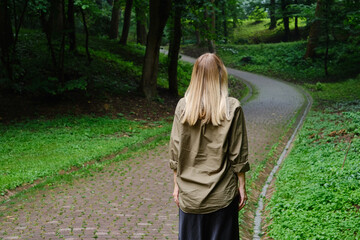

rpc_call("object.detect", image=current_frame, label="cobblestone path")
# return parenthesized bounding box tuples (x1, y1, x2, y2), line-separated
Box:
(0, 56, 305, 240)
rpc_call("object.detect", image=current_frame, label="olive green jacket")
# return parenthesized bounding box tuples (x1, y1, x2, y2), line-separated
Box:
(169, 97, 250, 214)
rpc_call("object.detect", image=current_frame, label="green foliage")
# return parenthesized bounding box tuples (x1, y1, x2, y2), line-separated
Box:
(248, 6, 267, 21)
(231, 19, 307, 44)
(305, 75, 360, 102)
(216, 41, 360, 82)
(0, 116, 172, 195)
(266, 79, 360, 239)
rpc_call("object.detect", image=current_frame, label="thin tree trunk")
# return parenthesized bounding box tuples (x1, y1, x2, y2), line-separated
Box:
(80, 8, 92, 64)
(119, 0, 134, 45)
(204, 4, 215, 53)
(49, 0, 64, 37)
(210, 1, 216, 52)
(221, 0, 228, 44)
(194, 26, 200, 45)
(58, 0, 66, 84)
(324, 0, 329, 76)
(294, 0, 300, 38)
(141, 0, 172, 99)
(40, 11, 57, 71)
(0, 0, 14, 80)
(168, 2, 182, 96)
(135, 0, 147, 45)
(295, 16, 299, 37)
(269, 0, 276, 29)
(304, 0, 322, 58)
(282, 0, 290, 41)
(68, 0, 76, 51)
(109, 0, 121, 39)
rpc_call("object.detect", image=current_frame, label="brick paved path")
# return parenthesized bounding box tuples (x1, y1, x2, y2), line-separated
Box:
(0, 57, 305, 240)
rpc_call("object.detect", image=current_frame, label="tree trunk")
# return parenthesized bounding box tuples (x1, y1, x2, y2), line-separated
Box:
(80, 8, 92, 64)
(40, 11, 57, 71)
(304, 0, 322, 58)
(58, 0, 66, 84)
(204, 3, 215, 53)
(210, 1, 216, 52)
(109, 0, 121, 39)
(269, 0, 276, 29)
(49, 0, 64, 37)
(281, 0, 290, 41)
(294, 0, 300, 38)
(141, 0, 172, 99)
(119, 0, 134, 45)
(67, 0, 76, 51)
(221, 0, 228, 43)
(135, 0, 147, 45)
(0, 0, 14, 80)
(13, 0, 29, 51)
(168, 2, 182, 96)
(294, 16, 299, 37)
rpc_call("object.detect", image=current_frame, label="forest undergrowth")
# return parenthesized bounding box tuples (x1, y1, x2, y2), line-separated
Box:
(264, 76, 360, 239)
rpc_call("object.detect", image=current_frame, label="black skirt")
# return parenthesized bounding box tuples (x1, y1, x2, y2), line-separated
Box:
(179, 195, 240, 240)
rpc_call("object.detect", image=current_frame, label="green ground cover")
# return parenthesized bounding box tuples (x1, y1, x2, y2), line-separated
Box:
(265, 76, 360, 239)
(232, 19, 307, 44)
(0, 115, 172, 196)
(216, 41, 360, 82)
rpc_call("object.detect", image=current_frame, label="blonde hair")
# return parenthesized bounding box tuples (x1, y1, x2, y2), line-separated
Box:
(181, 53, 229, 126)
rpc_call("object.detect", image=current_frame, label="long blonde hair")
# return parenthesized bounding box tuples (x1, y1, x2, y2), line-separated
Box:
(181, 53, 229, 126)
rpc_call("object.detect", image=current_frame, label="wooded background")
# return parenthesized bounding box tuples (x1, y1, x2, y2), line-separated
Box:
(0, 0, 359, 100)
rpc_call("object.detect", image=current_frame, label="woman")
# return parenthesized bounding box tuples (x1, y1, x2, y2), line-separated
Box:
(169, 53, 250, 239)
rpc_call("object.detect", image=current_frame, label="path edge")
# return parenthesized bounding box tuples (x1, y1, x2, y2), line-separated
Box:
(252, 84, 313, 240)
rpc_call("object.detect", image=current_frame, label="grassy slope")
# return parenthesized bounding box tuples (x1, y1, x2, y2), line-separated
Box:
(265, 76, 360, 239)
(0, 116, 171, 195)
(233, 19, 307, 44)
(216, 41, 360, 83)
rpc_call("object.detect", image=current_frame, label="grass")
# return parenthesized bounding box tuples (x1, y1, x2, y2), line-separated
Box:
(0, 115, 172, 196)
(216, 41, 360, 83)
(265, 76, 360, 239)
(232, 18, 307, 44)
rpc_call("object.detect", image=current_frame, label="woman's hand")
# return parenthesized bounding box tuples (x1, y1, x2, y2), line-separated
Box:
(238, 185, 248, 211)
(173, 183, 179, 207)
(173, 170, 179, 207)
(237, 172, 247, 211)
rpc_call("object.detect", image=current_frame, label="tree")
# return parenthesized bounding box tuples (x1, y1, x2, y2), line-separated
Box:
(119, 0, 134, 45)
(220, 0, 228, 43)
(141, 0, 172, 99)
(109, 0, 121, 39)
(0, 0, 15, 80)
(67, 0, 76, 51)
(281, 0, 290, 41)
(204, 0, 216, 52)
(135, 0, 147, 45)
(168, 1, 183, 96)
(304, 0, 322, 58)
(269, 0, 277, 29)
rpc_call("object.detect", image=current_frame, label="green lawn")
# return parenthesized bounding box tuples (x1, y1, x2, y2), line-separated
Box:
(232, 18, 307, 44)
(0, 116, 172, 195)
(265, 76, 360, 239)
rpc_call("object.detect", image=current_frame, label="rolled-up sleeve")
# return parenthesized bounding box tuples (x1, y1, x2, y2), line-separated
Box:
(228, 106, 250, 173)
(169, 114, 180, 170)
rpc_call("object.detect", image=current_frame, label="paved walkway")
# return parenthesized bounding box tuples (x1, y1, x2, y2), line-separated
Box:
(0, 56, 305, 239)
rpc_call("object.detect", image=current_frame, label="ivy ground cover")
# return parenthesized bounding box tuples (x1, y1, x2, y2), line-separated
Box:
(265, 77, 360, 239)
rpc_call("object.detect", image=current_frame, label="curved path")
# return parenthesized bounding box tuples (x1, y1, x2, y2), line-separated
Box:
(0, 56, 307, 240)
